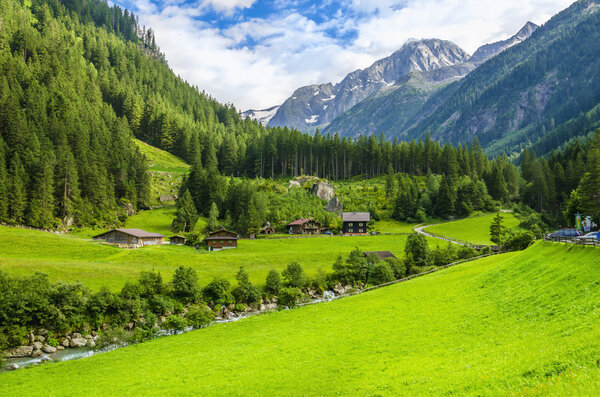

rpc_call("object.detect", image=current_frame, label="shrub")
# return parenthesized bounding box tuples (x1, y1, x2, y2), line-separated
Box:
(264, 269, 281, 295)
(138, 271, 165, 299)
(456, 246, 477, 260)
(148, 295, 175, 316)
(282, 263, 307, 288)
(309, 269, 328, 294)
(368, 262, 395, 285)
(386, 258, 406, 279)
(405, 233, 431, 267)
(503, 230, 535, 251)
(231, 267, 261, 305)
(171, 266, 201, 304)
(47, 338, 59, 347)
(202, 278, 234, 306)
(277, 287, 303, 308)
(161, 315, 188, 332)
(186, 306, 215, 329)
(95, 327, 131, 350)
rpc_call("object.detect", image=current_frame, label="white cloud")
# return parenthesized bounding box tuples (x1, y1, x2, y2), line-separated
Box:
(127, 0, 575, 110)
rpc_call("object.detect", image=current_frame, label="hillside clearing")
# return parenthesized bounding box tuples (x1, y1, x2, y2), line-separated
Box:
(1, 242, 599, 395)
(423, 212, 521, 245)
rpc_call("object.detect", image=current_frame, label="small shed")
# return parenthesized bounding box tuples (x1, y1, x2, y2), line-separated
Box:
(287, 218, 323, 235)
(364, 251, 398, 260)
(203, 229, 239, 251)
(342, 212, 370, 235)
(170, 235, 186, 245)
(259, 222, 275, 235)
(93, 229, 165, 248)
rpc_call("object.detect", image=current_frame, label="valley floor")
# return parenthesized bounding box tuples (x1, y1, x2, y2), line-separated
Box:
(2, 242, 599, 395)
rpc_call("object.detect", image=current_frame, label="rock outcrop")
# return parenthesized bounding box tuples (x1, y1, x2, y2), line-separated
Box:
(312, 182, 335, 201)
(3, 346, 33, 358)
(325, 197, 343, 214)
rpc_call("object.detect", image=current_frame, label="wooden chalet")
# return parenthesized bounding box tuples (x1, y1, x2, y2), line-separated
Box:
(203, 229, 239, 251)
(342, 212, 370, 235)
(287, 218, 323, 235)
(259, 222, 275, 235)
(364, 251, 398, 260)
(93, 229, 165, 248)
(170, 235, 186, 245)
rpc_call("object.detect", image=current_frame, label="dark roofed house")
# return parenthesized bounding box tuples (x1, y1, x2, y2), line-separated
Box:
(170, 235, 186, 245)
(203, 229, 239, 251)
(287, 218, 323, 235)
(342, 212, 370, 235)
(93, 229, 165, 248)
(364, 251, 398, 260)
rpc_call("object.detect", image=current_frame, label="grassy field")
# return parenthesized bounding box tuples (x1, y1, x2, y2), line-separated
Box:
(134, 139, 189, 173)
(424, 212, 522, 245)
(69, 207, 208, 239)
(0, 226, 421, 291)
(2, 241, 600, 395)
(371, 219, 416, 234)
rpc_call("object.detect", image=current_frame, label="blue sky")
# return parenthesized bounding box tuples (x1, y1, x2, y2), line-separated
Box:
(112, 0, 574, 110)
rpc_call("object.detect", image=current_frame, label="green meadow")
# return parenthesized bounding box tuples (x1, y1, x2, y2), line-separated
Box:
(0, 226, 419, 291)
(134, 139, 190, 173)
(2, 242, 599, 395)
(424, 212, 522, 245)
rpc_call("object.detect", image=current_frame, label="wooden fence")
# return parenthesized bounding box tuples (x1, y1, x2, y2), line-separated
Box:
(543, 235, 600, 247)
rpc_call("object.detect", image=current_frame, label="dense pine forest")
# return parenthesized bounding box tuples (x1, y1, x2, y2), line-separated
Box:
(0, 0, 599, 233)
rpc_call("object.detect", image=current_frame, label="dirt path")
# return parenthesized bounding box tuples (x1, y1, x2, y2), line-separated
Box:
(413, 224, 473, 247)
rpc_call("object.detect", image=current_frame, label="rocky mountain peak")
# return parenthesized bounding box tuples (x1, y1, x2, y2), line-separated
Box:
(468, 21, 539, 63)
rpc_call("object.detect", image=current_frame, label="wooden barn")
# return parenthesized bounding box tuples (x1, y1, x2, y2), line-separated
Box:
(93, 229, 165, 248)
(364, 251, 398, 260)
(342, 212, 370, 235)
(203, 229, 239, 251)
(259, 222, 275, 235)
(287, 218, 323, 235)
(170, 235, 186, 245)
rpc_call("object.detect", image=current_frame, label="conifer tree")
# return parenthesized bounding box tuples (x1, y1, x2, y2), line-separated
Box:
(206, 202, 219, 233)
(0, 144, 8, 222)
(8, 153, 27, 224)
(27, 154, 56, 228)
(172, 189, 198, 232)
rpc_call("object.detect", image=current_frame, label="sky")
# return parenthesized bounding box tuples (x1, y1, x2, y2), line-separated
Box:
(112, 0, 575, 111)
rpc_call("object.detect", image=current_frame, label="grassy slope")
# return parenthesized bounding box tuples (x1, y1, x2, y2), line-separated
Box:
(0, 226, 421, 291)
(424, 212, 521, 245)
(2, 242, 600, 395)
(134, 139, 189, 173)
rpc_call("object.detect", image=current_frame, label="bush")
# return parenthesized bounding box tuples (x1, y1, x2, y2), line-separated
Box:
(148, 295, 175, 316)
(47, 338, 59, 347)
(171, 266, 201, 304)
(202, 278, 234, 306)
(386, 258, 406, 279)
(405, 233, 431, 267)
(368, 262, 395, 285)
(503, 230, 535, 251)
(277, 287, 303, 308)
(282, 263, 307, 288)
(185, 306, 215, 329)
(161, 315, 188, 332)
(264, 269, 281, 295)
(309, 269, 328, 294)
(231, 267, 260, 305)
(95, 327, 131, 350)
(456, 246, 477, 260)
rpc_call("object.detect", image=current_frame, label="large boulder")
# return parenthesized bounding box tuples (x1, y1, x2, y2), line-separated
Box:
(312, 182, 335, 201)
(60, 339, 70, 348)
(288, 180, 301, 189)
(32, 342, 43, 350)
(31, 349, 43, 358)
(325, 196, 343, 215)
(42, 345, 57, 354)
(3, 346, 33, 358)
(69, 338, 88, 348)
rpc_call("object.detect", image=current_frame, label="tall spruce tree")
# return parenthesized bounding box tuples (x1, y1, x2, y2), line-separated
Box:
(172, 189, 198, 232)
(8, 153, 27, 224)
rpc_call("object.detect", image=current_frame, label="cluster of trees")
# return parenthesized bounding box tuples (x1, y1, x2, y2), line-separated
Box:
(0, 0, 154, 229)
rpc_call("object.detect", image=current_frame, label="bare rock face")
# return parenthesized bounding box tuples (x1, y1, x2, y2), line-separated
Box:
(326, 196, 343, 215)
(3, 346, 34, 358)
(312, 182, 335, 201)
